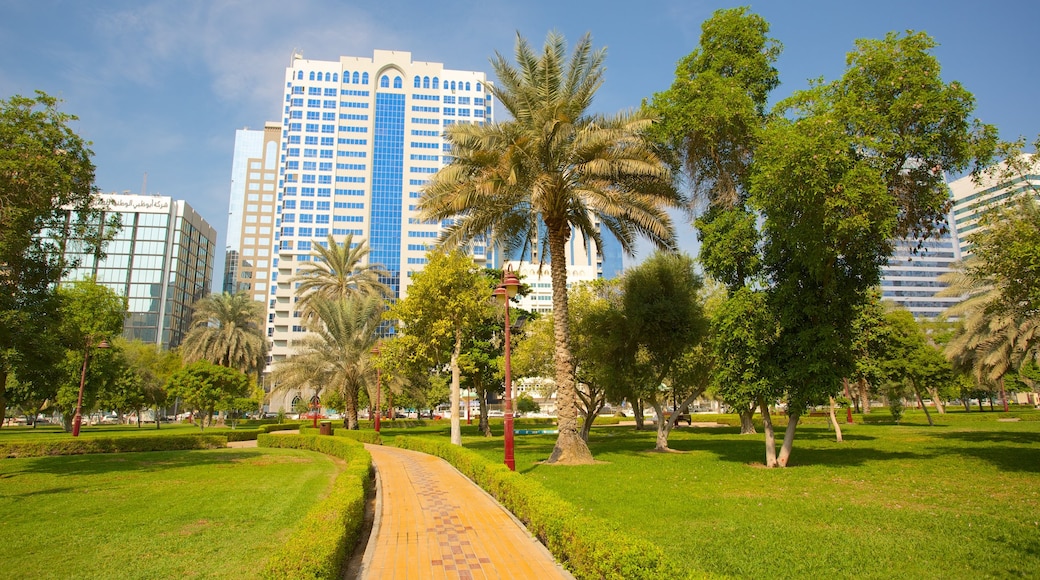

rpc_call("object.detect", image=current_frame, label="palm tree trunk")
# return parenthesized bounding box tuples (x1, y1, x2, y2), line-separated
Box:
(450, 329, 462, 446)
(544, 223, 594, 465)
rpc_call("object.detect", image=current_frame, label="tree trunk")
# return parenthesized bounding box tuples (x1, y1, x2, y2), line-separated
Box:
(478, 386, 491, 437)
(738, 403, 756, 434)
(544, 222, 594, 465)
(928, 387, 946, 414)
(580, 398, 605, 442)
(450, 330, 462, 446)
(759, 396, 777, 467)
(963, 397, 970, 412)
(858, 377, 871, 414)
(0, 368, 7, 429)
(828, 396, 843, 443)
(776, 410, 800, 467)
(633, 399, 645, 430)
(998, 376, 1009, 412)
(650, 399, 672, 452)
(913, 382, 934, 426)
(988, 396, 994, 411)
(345, 389, 359, 430)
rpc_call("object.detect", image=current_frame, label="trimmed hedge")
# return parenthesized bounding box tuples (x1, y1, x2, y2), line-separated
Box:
(258, 434, 373, 580)
(258, 422, 304, 433)
(0, 434, 228, 458)
(389, 435, 706, 580)
(225, 429, 263, 442)
(298, 425, 383, 444)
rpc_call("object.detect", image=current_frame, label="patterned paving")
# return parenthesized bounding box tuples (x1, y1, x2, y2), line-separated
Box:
(360, 445, 572, 580)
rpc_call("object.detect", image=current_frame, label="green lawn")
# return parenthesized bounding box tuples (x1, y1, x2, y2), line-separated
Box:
(0, 447, 339, 579)
(389, 411, 1040, 579)
(0, 422, 264, 441)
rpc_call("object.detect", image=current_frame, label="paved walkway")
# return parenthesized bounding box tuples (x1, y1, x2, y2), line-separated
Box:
(359, 444, 573, 580)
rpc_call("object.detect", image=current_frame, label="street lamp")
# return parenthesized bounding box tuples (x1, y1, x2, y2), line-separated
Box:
(493, 267, 521, 471)
(371, 344, 382, 433)
(72, 337, 110, 437)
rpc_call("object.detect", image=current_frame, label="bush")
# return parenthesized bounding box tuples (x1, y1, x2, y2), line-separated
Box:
(225, 429, 262, 442)
(389, 436, 697, 579)
(258, 434, 373, 580)
(298, 425, 383, 445)
(258, 422, 304, 433)
(0, 435, 228, 458)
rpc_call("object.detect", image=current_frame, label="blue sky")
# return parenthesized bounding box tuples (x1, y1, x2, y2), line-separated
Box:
(2, 0, 1038, 280)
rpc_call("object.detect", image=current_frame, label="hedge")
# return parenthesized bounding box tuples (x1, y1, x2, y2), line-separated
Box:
(0, 434, 228, 459)
(298, 425, 383, 444)
(258, 434, 373, 580)
(257, 422, 304, 433)
(389, 435, 707, 580)
(225, 429, 263, 442)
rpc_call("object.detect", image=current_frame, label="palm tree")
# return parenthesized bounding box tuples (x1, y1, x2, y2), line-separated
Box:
(419, 32, 681, 464)
(291, 233, 391, 317)
(180, 292, 266, 377)
(272, 294, 383, 429)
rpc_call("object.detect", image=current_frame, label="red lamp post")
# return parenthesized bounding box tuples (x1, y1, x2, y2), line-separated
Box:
(494, 268, 521, 471)
(72, 337, 110, 437)
(371, 344, 382, 433)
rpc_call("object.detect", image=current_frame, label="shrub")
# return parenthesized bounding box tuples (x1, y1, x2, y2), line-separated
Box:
(389, 436, 698, 579)
(258, 422, 304, 433)
(225, 429, 262, 442)
(0, 435, 227, 458)
(258, 434, 373, 580)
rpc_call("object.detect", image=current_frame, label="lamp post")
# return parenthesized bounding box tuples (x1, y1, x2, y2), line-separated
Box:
(493, 268, 521, 471)
(371, 344, 382, 433)
(72, 337, 110, 437)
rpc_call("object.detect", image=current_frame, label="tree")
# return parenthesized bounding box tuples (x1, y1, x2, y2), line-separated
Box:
(710, 287, 780, 442)
(385, 250, 492, 445)
(649, 6, 781, 210)
(272, 294, 382, 429)
(179, 292, 267, 378)
(291, 233, 391, 318)
(420, 32, 680, 464)
(0, 92, 112, 428)
(621, 252, 710, 451)
(166, 361, 250, 430)
(748, 30, 995, 467)
(879, 309, 956, 426)
(115, 339, 181, 428)
(50, 278, 127, 431)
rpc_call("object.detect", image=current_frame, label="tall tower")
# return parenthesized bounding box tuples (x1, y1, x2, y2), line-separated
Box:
(267, 50, 496, 368)
(949, 154, 1040, 257)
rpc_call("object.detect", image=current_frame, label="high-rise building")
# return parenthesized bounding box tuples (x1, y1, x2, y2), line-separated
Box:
(879, 219, 962, 319)
(949, 154, 1040, 257)
(223, 123, 281, 299)
(224, 49, 624, 411)
(59, 193, 216, 348)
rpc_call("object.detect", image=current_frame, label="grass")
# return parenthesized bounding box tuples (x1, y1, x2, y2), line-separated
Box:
(0, 422, 268, 441)
(0, 447, 341, 579)
(384, 410, 1040, 579)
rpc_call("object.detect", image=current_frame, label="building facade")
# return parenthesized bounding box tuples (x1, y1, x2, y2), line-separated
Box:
(949, 154, 1040, 257)
(61, 193, 216, 348)
(879, 222, 962, 319)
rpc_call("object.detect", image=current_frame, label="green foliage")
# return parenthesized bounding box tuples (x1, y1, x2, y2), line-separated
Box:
(649, 6, 780, 208)
(710, 287, 779, 410)
(291, 233, 391, 317)
(273, 294, 383, 430)
(166, 361, 251, 430)
(515, 393, 540, 414)
(0, 433, 227, 458)
(390, 435, 689, 579)
(258, 434, 373, 580)
(179, 292, 267, 377)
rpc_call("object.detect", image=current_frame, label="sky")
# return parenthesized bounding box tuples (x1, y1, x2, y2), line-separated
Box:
(2, 0, 1038, 282)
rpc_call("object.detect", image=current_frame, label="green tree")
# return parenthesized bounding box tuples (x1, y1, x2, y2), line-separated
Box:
(272, 294, 383, 429)
(291, 233, 391, 318)
(115, 339, 181, 428)
(879, 309, 956, 426)
(166, 361, 250, 430)
(385, 250, 492, 445)
(710, 287, 780, 441)
(420, 33, 680, 464)
(179, 292, 267, 378)
(749, 30, 995, 467)
(515, 394, 539, 415)
(621, 252, 710, 451)
(0, 92, 113, 428)
(649, 6, 780, 210)
(51, 278, 126, 431)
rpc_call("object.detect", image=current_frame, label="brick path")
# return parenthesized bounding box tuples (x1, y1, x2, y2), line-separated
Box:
(358, 444, 573, 580)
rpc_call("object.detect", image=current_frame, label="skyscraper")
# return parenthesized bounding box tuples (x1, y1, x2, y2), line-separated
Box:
(879, 219, 962, 319)
(59, 193, 216, 348)
(949, 154, 1040, 257)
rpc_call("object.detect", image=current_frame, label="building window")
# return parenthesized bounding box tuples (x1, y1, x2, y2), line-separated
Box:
(380, 75, 389, 88)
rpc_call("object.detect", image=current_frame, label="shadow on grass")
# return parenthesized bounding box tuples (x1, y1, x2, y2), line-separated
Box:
(5, 449, 268, 478)
(926, 430, 1040, 473)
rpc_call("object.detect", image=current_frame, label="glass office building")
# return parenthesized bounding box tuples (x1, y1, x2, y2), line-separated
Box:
(60, 193, 216, 348)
